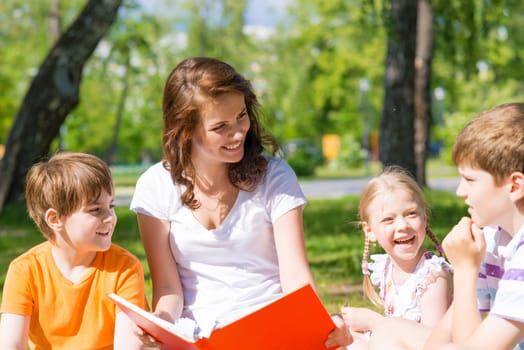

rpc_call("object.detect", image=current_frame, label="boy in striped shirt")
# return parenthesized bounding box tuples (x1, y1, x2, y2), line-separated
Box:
(426, 102, 524, 350)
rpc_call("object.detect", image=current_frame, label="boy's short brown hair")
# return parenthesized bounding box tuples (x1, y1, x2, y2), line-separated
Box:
(25, 152, 114, 241)
(452, 102, 524, 186)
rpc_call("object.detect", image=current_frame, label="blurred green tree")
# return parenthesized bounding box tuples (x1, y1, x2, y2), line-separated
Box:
(0, 0, 122, 211)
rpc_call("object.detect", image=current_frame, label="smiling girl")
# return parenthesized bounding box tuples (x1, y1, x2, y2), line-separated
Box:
(341, 165, 452, 349)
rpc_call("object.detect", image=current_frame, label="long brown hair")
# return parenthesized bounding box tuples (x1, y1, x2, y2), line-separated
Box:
(161, 57, 278, 209)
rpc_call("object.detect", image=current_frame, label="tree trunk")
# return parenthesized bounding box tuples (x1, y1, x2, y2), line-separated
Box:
(49, 0, 65, 150)
(106, 59, 130, 165)
(379, 0, 418, 178)
(414, 0, 434, 186)
(0, 0, 122, 212)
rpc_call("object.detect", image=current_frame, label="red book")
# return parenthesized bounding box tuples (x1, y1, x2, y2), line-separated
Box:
(108, 284, 337, 350)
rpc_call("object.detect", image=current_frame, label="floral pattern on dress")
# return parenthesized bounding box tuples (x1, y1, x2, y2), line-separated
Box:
(368, 251, 452, 322)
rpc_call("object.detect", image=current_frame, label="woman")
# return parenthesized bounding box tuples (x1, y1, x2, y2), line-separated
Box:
(130, 57, 351, 348)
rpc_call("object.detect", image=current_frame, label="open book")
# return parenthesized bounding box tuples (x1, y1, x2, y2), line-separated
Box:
(108, 284, 337, 350)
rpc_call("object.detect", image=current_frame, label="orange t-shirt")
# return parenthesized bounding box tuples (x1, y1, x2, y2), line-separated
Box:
(0, 241, 147, 350)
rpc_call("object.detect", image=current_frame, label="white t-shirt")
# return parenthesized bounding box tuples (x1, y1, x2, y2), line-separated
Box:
(130, 156, 306, 334)
(369, 251, 451, 322)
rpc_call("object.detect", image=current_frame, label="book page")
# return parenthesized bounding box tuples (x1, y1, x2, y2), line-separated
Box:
(107, 293, 200, 349)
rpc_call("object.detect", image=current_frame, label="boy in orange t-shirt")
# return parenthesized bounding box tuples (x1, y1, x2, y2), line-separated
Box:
(0, 152, 147, 350)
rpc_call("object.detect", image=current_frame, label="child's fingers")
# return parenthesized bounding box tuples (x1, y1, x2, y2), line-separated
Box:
(324, 316, 353, 348)
(340, 306, 352, 321)
(132, 322, 143, 335)
(471, 222, 487, 257)
(133, 324, 161, 347)
(339, 306, 358, 328)
(470, 223, 485, 243)
(443, 217, 473, 247)
(443, 217, 487, 268)
(457, 217, 474, 239)
(139, 334, 161, 347)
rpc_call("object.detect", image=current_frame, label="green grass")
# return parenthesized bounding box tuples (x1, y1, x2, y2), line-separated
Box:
(0, 188, 466, 314)
(315, 158, 458, 179)
(111, 164, 149, 187)
(110, 158, 459, 188)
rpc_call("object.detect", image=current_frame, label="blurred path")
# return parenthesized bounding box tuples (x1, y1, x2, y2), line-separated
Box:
(115, 177, 459, 206)
(298, 177, 459, 199)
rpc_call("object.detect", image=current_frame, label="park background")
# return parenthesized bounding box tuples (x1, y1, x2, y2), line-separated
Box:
(0, 0, 522, 312)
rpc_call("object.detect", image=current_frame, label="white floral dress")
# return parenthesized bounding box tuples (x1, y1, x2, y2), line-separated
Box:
(369, 251, 452, 322)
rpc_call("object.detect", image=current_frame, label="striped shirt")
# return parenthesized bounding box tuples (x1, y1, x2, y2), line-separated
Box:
(477, 225, 524, 349)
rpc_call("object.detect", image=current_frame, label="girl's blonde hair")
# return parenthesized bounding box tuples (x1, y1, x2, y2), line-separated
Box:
(358, 165, 441, 306)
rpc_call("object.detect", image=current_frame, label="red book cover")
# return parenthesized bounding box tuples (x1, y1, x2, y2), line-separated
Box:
(108, 284, 336, 350)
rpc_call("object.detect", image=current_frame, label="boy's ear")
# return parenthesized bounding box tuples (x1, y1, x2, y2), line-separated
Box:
(362, 222, 377, 242)
(44, 208, 63, 231)
(508, 171, 524, 202)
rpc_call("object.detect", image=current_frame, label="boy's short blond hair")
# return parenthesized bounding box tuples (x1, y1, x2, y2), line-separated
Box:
(452, 102, 524, 186)
(25, 152, 114, 241)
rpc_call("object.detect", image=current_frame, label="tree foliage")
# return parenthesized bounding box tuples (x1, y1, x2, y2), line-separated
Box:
(0, 0, 122, 211)
(262, 0, 386, 149)
(0, 0, 522, 211)
(63, 1, 164, 165)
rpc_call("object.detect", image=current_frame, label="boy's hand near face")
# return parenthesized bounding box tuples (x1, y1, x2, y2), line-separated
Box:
(442, 217, 486, 343)
(442, 217, 486, 271)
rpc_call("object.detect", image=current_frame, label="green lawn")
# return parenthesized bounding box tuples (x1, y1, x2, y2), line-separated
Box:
(0, 188, 466, 314)
(110, 158, 458, 187)
(312, 158, 457, 180)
